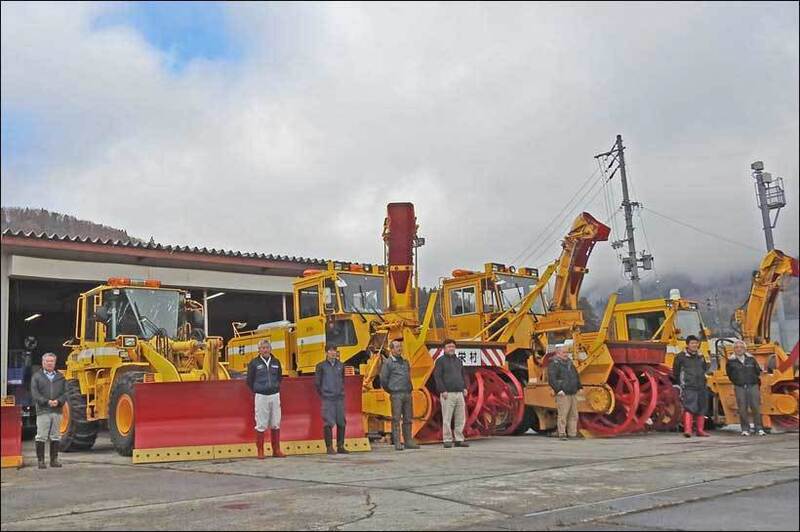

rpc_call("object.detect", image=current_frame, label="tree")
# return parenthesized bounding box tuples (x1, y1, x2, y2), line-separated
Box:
(578, 297, 600, 331)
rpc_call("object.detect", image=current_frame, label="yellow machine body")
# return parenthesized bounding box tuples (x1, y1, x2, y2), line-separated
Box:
(60, 278, 229, 456)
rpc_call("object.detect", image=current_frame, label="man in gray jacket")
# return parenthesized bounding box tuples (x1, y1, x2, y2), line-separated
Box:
(30, 353, 67, 469)
(315, 344, 349, 455)
(380, 339, 419, 450)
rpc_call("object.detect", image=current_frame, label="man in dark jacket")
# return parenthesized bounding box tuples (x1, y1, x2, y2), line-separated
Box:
(30, 353, 67, 469)
(315, 344, 349, 454)
(726, 340, 765, 436)
(547, 345, 582, 440)
(246, 339, 286, 458)
(433, 339, 469, 448)
(380, 339, 419, 450)
(672, 335, 711, 437)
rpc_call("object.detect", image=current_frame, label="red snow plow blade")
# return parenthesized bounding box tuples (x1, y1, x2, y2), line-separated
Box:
(1, 398, 23, 468)
(132, 376, 369, 464)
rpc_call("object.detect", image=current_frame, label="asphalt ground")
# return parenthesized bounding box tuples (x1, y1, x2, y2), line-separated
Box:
(1, 427, 798, 531)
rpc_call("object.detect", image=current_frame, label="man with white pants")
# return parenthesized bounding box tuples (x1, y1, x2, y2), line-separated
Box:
(246, 340, 286, 458)
(433, 339, 469, 448)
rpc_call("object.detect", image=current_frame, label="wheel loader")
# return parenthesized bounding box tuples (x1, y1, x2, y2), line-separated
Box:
(59, 278, 229, 456)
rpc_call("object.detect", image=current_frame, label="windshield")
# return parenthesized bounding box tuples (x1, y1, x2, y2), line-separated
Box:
(337, 273, 386, 314)
(675, 310, 706, 340)
(495, 274, 545, 314)
(109, 288, 183, 339)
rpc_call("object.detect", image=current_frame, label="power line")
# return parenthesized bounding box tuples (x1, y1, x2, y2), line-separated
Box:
(521, 179, 608, 266)
(510, 164, 602, 265)
(642, 207, 763, 253)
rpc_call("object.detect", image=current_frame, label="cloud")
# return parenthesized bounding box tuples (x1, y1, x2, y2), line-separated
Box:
(2, 1, 798, 290)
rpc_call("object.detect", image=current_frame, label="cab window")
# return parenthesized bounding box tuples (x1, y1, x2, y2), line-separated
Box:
(450, 286, 477, 316)
(323, 279, 337, 312)
(482, 282, 496, 313)
(299, 285, 320, 318)
(626, 311, 666, 340)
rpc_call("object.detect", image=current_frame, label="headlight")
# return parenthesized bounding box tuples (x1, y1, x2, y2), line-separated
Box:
(121, 336, 137, 348)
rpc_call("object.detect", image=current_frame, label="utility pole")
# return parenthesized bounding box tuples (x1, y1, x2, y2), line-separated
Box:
(595, 134, 652, 301)
(750, 161, 786, 252)
(750, 161, 789, 345)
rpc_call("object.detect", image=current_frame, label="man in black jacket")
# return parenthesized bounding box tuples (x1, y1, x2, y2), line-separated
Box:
(433, 339, 469, 448)
(30, 353, 67, 469)
(315, 344, 349, 454)
(246, 340, 286, 458)
(726, 340, 765, 436)
(380, 339, 419, 450)
(672, 335, 711, 438)
(547, 345, 582, 440)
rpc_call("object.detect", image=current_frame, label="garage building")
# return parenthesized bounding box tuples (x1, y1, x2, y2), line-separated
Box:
(0, 229, 324, 395)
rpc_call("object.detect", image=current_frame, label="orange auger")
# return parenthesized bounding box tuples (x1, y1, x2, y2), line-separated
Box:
(1, 397, 23, 468)
(132, 376, 370, 464)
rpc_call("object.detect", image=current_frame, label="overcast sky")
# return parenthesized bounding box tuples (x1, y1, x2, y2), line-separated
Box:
(2, 2, 798, 291)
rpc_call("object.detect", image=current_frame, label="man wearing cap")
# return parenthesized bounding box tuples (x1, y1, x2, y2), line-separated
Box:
(315, 344, 350, 454)
(547, 344, 582, 440)
(726, 340, 765, 436)
(672, 335, 711, 437)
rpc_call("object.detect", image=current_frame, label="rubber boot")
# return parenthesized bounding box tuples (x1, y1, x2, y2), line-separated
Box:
(49, 441, 62, 468)
(336, 424, 350, 454)
(271, 429, 287, 458)
(402, 423, 419, 449)
(36, 441, 46, 469)
(683, 412, 693, 438)
(696, 416, 710, 437)
(324, 426, 336, 455)
(256, 430, 265, 459)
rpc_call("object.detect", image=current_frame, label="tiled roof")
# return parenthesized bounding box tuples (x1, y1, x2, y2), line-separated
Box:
(1, 229, 326, 265)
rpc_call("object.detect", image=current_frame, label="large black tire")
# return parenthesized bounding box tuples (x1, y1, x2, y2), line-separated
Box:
(60, 379, 100, 451)
(108, 372, 146, 457)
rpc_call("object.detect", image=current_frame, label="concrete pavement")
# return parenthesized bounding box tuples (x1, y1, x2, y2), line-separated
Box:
(1, 429, 797, 530)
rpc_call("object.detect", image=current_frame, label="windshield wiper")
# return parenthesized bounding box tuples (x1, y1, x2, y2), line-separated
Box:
(131, 300, 165, 338)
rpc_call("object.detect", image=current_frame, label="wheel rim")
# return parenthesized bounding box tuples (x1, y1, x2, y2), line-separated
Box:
(492, 367, 526, 435)
(580, 365, 640, 436)
(116, 394, 135, 436)
(60, 401, 71, 434)
(414, 389, 443, 443)
(650, 366, 682, 431)
(633, 367, 660, 432)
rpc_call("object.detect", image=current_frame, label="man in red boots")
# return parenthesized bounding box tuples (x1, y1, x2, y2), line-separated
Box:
(246, 339, 287, 458)
(672, 335, 711, 438)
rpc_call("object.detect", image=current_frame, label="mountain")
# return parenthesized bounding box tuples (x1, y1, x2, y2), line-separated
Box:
(586, 270, 799, 339)
(1, 207, 144, 243)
